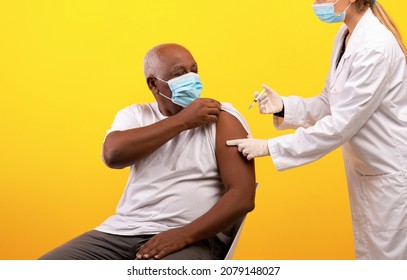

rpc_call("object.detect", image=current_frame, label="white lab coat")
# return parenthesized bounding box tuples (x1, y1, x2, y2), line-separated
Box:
(268, 9, 407, 259)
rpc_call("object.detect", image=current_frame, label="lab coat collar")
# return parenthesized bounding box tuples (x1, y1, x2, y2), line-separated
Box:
(329, 8, 376, 90)
(342, 8, 376, 60)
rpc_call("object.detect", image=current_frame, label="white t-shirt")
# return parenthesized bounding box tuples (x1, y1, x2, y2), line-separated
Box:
(95, 102, 250, 236)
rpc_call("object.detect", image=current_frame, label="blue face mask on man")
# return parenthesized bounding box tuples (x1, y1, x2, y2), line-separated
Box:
(312, 0, 352, 23)
(155, 72, 203, 107)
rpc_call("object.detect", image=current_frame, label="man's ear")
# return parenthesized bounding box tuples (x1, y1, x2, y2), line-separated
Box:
(147, 77, 157, 93)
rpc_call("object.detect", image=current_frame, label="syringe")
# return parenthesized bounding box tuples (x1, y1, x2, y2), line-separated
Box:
(248, 89, 265, 110)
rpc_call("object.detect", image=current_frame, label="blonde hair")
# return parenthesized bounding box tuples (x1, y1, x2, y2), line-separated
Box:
(356, 0, 407, 63)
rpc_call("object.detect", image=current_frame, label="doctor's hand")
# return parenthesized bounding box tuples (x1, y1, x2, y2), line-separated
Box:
(256, 84, 283, 114)
(136, 228, 188, 260)
(226, 135, 269, 160)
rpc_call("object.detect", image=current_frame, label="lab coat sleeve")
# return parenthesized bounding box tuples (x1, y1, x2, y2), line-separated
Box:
(274, 91, 331, 130)
(269, 49, 391, 171)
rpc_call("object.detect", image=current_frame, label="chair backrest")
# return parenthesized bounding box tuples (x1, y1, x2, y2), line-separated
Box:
(224, 215, 247, 260)
(224, 183, 258, 260)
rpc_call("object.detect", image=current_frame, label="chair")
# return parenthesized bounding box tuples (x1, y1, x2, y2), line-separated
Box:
(224, 215, 247, 260)
(224, 183, 258, 260)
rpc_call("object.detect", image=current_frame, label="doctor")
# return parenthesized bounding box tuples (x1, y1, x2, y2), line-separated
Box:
(227, 0, 407, 259)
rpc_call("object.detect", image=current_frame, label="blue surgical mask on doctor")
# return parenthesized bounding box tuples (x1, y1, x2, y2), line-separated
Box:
(312, 0, 352, 23)
(156, 72, 203, 107)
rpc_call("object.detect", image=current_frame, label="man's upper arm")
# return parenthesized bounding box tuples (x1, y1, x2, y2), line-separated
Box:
(215, 110, 256, 193)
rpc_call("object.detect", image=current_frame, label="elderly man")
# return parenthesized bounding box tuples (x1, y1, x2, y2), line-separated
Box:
(39, 43, 256, 260)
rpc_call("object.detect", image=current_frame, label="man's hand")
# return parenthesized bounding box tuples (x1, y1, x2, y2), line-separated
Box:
(226, 135, 270, 160)
(175, 98, 221, 130)
(136, 228, 189, 260)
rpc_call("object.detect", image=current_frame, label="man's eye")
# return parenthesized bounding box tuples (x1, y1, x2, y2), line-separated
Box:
(173, 72, 186, 77)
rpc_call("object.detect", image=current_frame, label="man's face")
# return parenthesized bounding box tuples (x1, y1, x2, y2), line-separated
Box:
(153, 45, 199, 112)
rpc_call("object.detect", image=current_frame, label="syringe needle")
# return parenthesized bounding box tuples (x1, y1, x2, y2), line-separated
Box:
(248, 89, 265, 110)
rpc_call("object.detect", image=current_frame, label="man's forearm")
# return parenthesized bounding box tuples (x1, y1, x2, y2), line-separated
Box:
(103, 115, 187, 169)
(103, 98, 222, 169)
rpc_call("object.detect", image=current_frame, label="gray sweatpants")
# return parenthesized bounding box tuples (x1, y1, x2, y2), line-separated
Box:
(38, 230, 228, 260)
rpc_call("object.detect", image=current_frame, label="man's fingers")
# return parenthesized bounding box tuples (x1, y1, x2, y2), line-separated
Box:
(205, 115, 218, 123)
(137, 246, 148, 259)
(202, 98, 221, 109)
(206, 107, 221, 116)
(154, 247, 170, 259)
(138, 246, 159, 260)
(137, 239, 157, 259)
